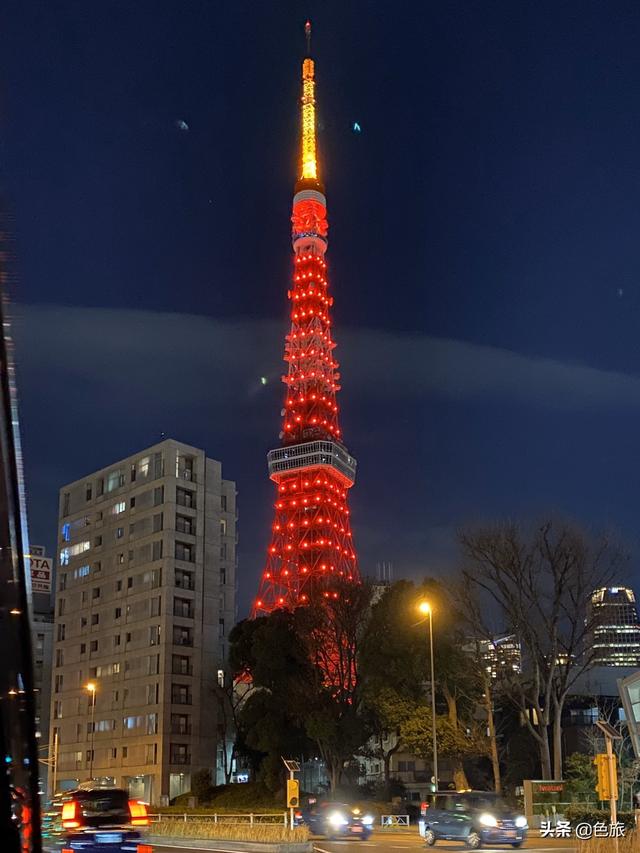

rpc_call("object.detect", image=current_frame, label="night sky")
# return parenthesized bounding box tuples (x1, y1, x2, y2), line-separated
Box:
(3, 1, 640, 615)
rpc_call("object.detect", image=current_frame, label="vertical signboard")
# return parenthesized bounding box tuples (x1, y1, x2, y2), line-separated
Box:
(29, 546, 52, 593)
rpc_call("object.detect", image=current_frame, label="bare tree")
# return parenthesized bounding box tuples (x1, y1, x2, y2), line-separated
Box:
(459, 520, 624, 779)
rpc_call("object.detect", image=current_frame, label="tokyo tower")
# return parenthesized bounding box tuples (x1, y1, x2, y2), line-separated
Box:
(253, 23, 360, 615)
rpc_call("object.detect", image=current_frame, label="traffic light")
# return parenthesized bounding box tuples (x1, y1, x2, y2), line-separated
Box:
(287, 779, 299, 808)
(594, 753, 618, 800)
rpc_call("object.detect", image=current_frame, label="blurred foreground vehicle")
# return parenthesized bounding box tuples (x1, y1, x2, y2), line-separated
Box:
(43, 784, 148, 852)
(419, 792, 527, 849)
(297, 801, 373, 840)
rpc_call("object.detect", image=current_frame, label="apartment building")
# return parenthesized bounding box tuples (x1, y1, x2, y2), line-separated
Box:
(49, 439, 237, 804)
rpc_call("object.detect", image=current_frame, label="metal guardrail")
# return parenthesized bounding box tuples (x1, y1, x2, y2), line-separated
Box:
(149, 812, 289, 826)
(381, 814, 410, 827)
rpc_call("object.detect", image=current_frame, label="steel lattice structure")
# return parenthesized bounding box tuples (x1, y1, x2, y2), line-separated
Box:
(253, 28, 360, 616)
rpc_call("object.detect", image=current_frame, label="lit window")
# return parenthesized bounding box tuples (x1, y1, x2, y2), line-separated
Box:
(112, 501, 126, 515)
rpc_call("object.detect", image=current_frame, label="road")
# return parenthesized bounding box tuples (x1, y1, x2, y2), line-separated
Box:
(308, 832, 577, 853)
(146, 831, 578, 853)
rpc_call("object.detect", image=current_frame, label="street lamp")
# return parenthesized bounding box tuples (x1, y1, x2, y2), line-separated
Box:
(85, 682, 97, 780)
(418, 601, 438, 792)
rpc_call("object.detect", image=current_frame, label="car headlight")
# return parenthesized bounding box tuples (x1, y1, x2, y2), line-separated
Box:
(329, 811, 349, 827)
(515, 816, 527, 828)
(479, 813, 498, 827)
(362, 815, 374, 825)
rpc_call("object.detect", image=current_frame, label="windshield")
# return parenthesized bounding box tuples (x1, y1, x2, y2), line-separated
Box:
(469, 797, 512, 813)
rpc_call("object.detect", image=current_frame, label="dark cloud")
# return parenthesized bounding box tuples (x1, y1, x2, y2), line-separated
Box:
(11, 303, 640, 614)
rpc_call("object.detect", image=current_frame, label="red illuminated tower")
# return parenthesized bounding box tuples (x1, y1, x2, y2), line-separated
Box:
(253, 26, 360, 615)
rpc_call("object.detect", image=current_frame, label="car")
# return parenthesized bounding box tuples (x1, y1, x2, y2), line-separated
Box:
(420, 791, 527, 849)
(298, 801, 374, 840)
(43, 783, 149, 852)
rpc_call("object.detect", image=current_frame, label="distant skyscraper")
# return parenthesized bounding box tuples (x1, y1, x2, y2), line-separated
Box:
(50, 439, 236, 804)
(589, 586, 640, 667)
(477, 635, 522, 680)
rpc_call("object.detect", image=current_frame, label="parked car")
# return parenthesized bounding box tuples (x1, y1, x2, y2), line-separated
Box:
(420, 791, 527, 849)
(298, 801, 374, 840)
(43, 783, 148, 852)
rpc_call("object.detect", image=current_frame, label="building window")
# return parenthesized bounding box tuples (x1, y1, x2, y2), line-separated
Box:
(170, 743, 190, 764)
(112, 501, 126, 515)
(114, 635, 121, 647)
(217, 669, 224, 687)
(91, 613, 99, 626)
(176, 515, 194, 535)
(62, 492, 71, 516)
(172, 655, 191, 676)
(80, 643, 86, 654)
(153, 513, 163, 533)
(175, 569, 194, 591)
(53, 701, 62, 719)
(116, 527, 124, 539)
(176, 488, 194, 509)
(107, 470, 125, 492)
(152, 540, 163, 561)
(173, 626, 193, 647)
(54, 674, 63, 693)
(92, 587, 100, 600)
(114, 607, 122, 619)
(130, 496, 136, 509)
(55, 649, 64, 667)
(173, 597, 193, 619)
(175, 542, 194, 562)
(90, 640, 98, 652)
(154, 486, 164, 506)
(171, 684, 191, 705)
(57, 623, 66, 641)
(149, 625, 160, 646)
(150, 597, 162, 617)
(221, 494, 227, 511)
(60, 540, 91, 565)
(122, 746, 128, 758)
(94, 536, 102, 547)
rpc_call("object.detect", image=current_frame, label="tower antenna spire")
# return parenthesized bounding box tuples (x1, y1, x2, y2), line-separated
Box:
(305, 19, 312, 56)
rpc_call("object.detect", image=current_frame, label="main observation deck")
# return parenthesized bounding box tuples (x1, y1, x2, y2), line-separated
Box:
(267, 440, 357, 487)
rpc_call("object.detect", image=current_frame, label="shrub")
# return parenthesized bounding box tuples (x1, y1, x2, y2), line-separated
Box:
(151, 819, 309, 843)
(563, 805, 635, 828)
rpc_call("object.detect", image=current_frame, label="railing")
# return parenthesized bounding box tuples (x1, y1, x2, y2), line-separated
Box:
(381, 814, 410, 827)
(149, 812, 289, 826)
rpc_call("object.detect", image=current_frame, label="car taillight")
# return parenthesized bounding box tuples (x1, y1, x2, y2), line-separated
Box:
(295, 810, 302, 819)
(128, 799, 149, 826)
(61, 800, 80, 829)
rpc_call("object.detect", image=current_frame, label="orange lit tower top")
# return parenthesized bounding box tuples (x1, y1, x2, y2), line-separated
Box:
(253, 23, 360, 615)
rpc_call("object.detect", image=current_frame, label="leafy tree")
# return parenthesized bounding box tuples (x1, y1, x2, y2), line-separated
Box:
(229, 580, 373, 792)
(459, 519, 624, 779)
(360, 579, 488, 790)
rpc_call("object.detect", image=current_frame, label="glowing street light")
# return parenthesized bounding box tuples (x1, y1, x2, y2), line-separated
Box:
(418, 601, 438, 791)
(85, 682, 97, 780)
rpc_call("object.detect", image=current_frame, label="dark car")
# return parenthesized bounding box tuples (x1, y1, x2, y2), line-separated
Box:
(421, 792, 527, 849)
(299, 801, 374, 840)
(43, 784, 148, 852)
